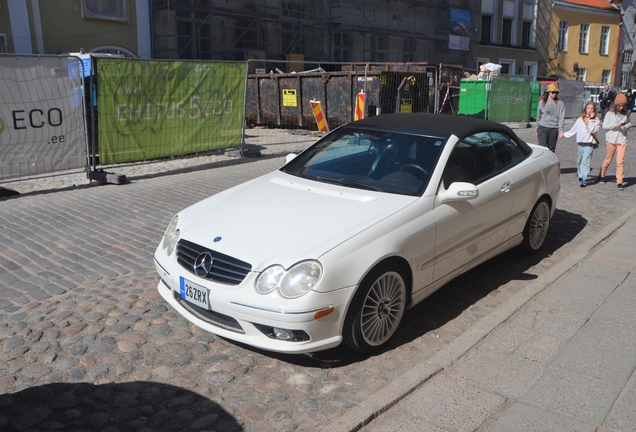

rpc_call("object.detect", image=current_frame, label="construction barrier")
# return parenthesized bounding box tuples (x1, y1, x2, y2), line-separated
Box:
(98, 58, 246, 165)
(310, 100, 329, 132)
(0, 55, 87, 181)
(354, 91, 365, 121)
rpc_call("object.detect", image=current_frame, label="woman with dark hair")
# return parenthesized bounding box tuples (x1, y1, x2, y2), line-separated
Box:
(600, 93, 631, 190)
(536, 83, 565, 152)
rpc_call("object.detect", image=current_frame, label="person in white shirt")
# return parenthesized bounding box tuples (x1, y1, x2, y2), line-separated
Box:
(564, 101, 600, 187)
(600, 93, 631, 190)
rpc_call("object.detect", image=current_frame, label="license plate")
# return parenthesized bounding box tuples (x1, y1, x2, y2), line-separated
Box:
(180, 277, 209, 309)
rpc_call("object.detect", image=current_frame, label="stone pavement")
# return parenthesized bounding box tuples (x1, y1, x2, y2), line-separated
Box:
(333, 204, 636, 432)
(0, 120, 635, 431)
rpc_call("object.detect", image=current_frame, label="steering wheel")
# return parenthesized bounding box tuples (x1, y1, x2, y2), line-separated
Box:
(399, 164, 428, 180)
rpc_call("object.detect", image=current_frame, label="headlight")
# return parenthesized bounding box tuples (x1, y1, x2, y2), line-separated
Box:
(255, 265, 285, 294)
(255, 260, 323, 299)
(162, 215, 180, 256)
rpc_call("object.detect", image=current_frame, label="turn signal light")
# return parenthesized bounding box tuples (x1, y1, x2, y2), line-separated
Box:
(314, 307, 335, 319)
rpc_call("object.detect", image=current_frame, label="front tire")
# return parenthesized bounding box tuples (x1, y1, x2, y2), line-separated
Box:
(520, 197, 550, 253)
(343, 264, 407, 353)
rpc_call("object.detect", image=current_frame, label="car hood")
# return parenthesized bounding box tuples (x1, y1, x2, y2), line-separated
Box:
(175, 171, 417, 270)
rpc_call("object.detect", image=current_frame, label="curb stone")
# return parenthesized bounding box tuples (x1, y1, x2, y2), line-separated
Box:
(322, 204, 636, 432)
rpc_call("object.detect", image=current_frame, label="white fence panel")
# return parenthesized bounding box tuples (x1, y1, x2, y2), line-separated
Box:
(0, 55, 87, 181)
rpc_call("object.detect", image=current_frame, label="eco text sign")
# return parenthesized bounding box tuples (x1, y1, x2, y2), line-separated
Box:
(97, 59, 247, 164)
(0, 56, 86, 180)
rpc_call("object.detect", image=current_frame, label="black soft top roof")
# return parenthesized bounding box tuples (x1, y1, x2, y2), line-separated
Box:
(348, 113, 519, 142)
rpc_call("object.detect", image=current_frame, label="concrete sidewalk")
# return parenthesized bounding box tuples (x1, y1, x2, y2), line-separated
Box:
(325, 205, 636, 432)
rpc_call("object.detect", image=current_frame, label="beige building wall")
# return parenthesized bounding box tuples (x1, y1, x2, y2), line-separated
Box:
(549, 6, 620, 84)
(0, 0, 148, 57)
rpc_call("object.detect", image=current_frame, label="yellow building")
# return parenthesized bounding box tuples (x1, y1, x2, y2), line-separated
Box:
(546, 0, 621, 84)
(0, 0, 150, 58)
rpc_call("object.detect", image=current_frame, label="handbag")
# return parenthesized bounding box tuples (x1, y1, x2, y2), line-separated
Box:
(591, 134, 599, 149)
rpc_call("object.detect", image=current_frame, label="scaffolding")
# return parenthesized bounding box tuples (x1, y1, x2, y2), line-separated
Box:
(152, 0, 479, 69)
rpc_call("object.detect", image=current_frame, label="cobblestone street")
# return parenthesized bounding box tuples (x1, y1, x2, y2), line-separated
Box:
(1, 123, 635, 431)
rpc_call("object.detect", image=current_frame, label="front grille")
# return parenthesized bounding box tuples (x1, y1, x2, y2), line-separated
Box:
(176, 239, 252, 285)
(174, 291, 244, 334)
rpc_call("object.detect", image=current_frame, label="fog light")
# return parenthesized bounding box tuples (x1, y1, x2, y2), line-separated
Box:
(253, 324, 310, 342)
(273, 328, 293, 340)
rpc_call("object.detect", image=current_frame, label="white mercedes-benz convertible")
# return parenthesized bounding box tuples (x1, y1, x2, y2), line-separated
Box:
(154, 113, 560, 354)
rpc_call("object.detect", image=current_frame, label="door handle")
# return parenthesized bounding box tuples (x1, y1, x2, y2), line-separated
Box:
(501, 182, 512, 193)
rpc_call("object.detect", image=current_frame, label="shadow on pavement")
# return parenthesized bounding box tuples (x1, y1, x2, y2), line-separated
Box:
(560, 167, 578, 175)
(0, 381, 243, 431)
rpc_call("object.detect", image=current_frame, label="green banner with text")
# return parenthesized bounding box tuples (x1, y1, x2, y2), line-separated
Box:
(487, 76, 532, 123)
(98, 59, 246, 164)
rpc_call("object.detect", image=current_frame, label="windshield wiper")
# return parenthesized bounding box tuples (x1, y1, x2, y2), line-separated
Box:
(282, 170, 308, 179)
(314, 176, 380, 191)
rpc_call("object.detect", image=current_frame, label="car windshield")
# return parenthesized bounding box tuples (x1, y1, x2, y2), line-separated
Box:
(281, 126, 447, 196)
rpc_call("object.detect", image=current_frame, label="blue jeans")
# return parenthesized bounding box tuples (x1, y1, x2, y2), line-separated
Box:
(577, 144, 594, 180)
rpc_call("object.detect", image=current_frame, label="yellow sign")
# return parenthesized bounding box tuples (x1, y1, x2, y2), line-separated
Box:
(400, 99, 412, 113)
(283, 89, 297, 107)
(380, 75, 387, 86)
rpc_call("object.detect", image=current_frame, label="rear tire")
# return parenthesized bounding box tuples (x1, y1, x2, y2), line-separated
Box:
(343, 264, 407, 353)
(520, 197, 550, 253)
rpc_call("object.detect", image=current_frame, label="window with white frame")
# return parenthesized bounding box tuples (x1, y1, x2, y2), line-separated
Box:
(377, 37, 388, 61)
(579, 24, 589, 53)
(522, 22, 532, 48)
(333, 33, 351, 62)
(624, 51, 632, 63)
(481, 15, 492, 44)
(622, 72, 629, 88)
(524, 62, 537, 78)
(558, 21, 568, 51)
(502, 19, 513, 46)
(403, 39, 416, 62)
(602, 70, 611, 84)
(281, 4, 305, 55)
(600, 26, 610, 55)
(499, 60, 515, 75)
(576, 68, 586, 81)
(82, 0, 128, 22)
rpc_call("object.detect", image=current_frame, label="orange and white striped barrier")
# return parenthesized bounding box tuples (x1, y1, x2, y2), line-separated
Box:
(310, 100, 329, 132)
(354, 91, 365, 121)
(441, 85, 451, 111)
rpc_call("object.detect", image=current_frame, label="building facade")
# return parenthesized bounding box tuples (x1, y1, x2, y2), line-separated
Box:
(538, 0, 620, 84)
(612, 0, 636, 89)
(478, 0, 540, 78)
(152, 0, 480, 70)
(0, 0, 151, 58)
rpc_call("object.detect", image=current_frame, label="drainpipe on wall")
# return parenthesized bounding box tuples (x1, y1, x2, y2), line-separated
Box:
(615, 13, 623, 87)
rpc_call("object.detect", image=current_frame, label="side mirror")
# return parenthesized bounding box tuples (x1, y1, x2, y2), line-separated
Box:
(285, 153, 297, 164)
(438, 182, 479, 203)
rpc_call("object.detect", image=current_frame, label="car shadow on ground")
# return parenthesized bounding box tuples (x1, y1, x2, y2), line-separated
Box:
(263, 208, 587, 368)
(0, 381, 243, 431)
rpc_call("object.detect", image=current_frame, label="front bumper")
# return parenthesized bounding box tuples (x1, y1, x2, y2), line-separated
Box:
(154, 258, 356, 354)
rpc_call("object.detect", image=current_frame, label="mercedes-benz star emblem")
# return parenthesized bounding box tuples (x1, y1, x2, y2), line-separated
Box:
(194, 252, 214, 277)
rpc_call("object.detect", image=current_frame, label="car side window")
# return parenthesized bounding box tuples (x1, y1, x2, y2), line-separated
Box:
(443, 132, 498, 187)
(489, 132, 527, 170)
